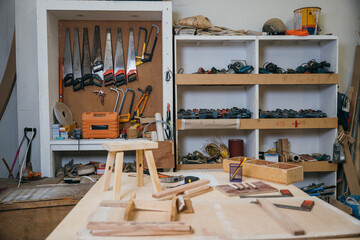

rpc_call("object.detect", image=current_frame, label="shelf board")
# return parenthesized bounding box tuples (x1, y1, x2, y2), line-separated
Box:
(255, 118, 338, 129)
(176, 74, 338, 85)
(176, 163, 223, 170)
(289, 161, 338, 172)
(176, 118, 337, 130)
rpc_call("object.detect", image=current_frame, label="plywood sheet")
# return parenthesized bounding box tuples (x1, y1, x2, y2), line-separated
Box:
(58, 20, 163, 129)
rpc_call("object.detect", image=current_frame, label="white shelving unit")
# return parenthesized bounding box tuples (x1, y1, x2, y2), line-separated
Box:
(175, 35, 338, 187)
(34, 0, 172, 177)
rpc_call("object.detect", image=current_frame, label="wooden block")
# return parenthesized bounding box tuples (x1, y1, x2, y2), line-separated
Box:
(100, 199, 171, 212)
(144, 140, 175, 169)
(328, 196, 353, 215)
(152, 179, 210, 199)
(87, 221, 192, 236)
(103, 152, 116, 192)
(136, 150, 144, 187)
(170, 195, 177, 221)
(216, 181, 278, 197)
(144, 150, 162, 193)
(102, 140, 158, 152)
(256, 199, 305, 236)
(123, 192, 136, 221)
(176, 197, 195, 213)
(282, 139, 289, 162)
(114, 152, 124, 200)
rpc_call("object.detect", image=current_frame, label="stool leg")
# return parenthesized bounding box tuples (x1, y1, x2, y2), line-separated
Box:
(144, 150, 161, 192)
(136, 150, 144, 187)
(103, 151, 116, 192)
(114, 152, 124, 200)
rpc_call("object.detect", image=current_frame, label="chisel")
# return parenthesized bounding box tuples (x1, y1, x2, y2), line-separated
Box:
(103, 28, 114, 86)
(72, 27, 83, 91)
(114, 28, 126, 86)
(63, 28, 73, 87)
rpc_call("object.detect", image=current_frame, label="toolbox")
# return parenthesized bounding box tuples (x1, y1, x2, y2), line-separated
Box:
(82, 112, 119, 139)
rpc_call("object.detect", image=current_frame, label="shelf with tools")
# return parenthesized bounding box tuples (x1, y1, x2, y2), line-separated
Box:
(36, 1, 173, 176)
(174, 35, 338, 186)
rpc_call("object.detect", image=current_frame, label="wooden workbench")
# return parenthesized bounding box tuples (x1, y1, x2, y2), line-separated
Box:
(47, 172, 360, 239)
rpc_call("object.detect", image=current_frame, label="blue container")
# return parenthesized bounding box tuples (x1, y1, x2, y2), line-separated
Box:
(339, 195, 360, 219)
(229, 163, 242, 182)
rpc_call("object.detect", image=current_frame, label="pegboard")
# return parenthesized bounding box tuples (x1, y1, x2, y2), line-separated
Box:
(58, 20, 163, 129)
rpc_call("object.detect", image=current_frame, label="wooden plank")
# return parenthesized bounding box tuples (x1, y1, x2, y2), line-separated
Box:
(136, 150, 144, 187)
(114, 152, 124, 200)
(182, 186, 213, 198)
(342, 140, 360, 194)
(328, 196, 353, 215)
(256, 199, 305, 236)
(183, 185, 210, 196)
(152, 179, 210, 199)
(100, 199, 171, 212)
(59, 21, 163, 129)
(177, 163, 222, 170)
(349, 45, 360, 134)
(102, 140, 158, 152)
(176, 118, 337, 130)
(144, 150, 162, 193)
(290, 161, 337, 172)
(123, 192, 136, 221)
(102, 151, 116, 192)
(87, 221, 192, 236)
(0, 198, 79, 211)
(176, 74, 338, 85)
(0, 32, 16, 121)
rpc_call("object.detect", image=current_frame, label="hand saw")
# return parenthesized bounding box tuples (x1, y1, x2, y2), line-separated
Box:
(72, 28, 83, 91)
(135, 27, 147, 66)
(103, 28, 114, 86)
(126, 28, 137, 83)
(91, 25, 103, 87)
(81, 27, 92, 87)
(63, 28, 73, 87)
(114, 28, 126, 87)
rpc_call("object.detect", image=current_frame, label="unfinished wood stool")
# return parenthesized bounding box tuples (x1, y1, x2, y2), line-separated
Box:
(102, 140, 161, 200)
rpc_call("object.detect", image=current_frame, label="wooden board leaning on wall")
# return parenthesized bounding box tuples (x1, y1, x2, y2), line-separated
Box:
(58, 20, 163, 129)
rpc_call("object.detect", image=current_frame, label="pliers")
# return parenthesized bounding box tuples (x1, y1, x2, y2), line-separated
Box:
(131, 85, 152, 120)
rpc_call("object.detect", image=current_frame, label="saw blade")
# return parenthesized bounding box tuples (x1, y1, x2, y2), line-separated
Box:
(81, 27, 92, 86)
(91, 25, 103, 79)
(126, 28, 137, 83)
(114, 28, 126, 86)
(103, 28, 114, 86)
(63, 28, 73, 87)
(72, 27, 82, 91)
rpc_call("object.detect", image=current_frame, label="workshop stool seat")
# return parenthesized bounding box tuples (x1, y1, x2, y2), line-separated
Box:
(102, 140, 161, 200)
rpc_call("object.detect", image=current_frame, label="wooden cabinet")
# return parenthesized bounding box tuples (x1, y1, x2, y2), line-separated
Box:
(35, 0, 172, 176)
(175, 35, 338, 187)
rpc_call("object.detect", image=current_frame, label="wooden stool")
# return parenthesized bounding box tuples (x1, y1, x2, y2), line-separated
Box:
(102, 140, 161, 200)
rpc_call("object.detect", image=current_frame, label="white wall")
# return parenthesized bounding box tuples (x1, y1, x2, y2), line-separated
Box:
(0, 0, 17, 178)
(2, 0, 359, 177)
(172, 0, 360, 93)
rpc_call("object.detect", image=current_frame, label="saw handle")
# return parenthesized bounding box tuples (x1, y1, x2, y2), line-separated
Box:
(73, 77, 84, 91)
(92, 74, 102, 87)
(82, 73, 92, 86)
(103, 69, 114, 86)
(126, 69, 137, 83)
(115, 69, 126, 86)
(63, 73, 74, 87)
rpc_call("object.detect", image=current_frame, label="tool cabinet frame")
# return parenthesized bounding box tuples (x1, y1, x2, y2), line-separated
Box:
(34, 0, 172, 177)
(174, 35, 338, 188)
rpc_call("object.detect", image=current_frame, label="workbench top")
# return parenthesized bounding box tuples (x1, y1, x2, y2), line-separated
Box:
(47, 172, 360, 239)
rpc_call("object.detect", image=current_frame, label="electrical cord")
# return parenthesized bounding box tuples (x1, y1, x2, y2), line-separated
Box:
(142, 120, 173, 140)
(18, 129, 35, 188)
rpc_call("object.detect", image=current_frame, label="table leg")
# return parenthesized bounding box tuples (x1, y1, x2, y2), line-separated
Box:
(103, 151, 116, 192)
(114, 151, 124, 200)
(136, 150, 144, 187)
(144, 150, 161, 193)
